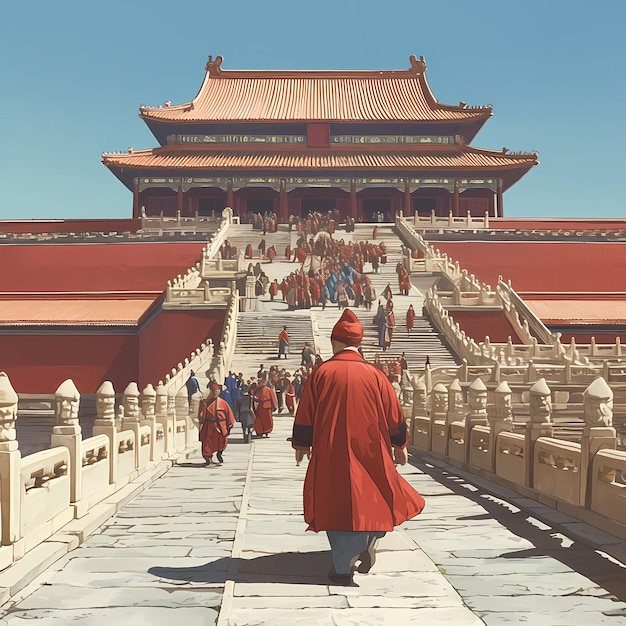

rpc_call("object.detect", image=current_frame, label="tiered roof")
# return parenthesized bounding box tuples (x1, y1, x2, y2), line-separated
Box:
(103, 55, 538, 189)
(140, 55, 491, 126)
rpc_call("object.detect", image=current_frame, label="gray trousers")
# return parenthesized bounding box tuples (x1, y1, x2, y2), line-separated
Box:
(326, 530, 386, 575)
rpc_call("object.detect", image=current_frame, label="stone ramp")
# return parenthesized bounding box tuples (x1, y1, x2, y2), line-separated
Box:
(2, 418, 625, 624)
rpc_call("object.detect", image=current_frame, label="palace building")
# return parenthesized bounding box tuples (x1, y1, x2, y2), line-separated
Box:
(102, 55, 538, 222)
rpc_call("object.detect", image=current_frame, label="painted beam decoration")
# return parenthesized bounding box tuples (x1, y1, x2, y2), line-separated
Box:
(331, 135, 461, 145)
(176, 134, 306, 145)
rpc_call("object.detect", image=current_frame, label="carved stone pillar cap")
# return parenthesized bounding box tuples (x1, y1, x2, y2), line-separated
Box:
(155, 382, 167, 397)
(55, 379, 80, 400)
(141, 384, 156, 398)
(123, 382, 140, 397)
(176, 387, 188, 398)
(96, 381, 115, 397)
(0, 372, 17, 406)
(530, 377, 551, 396)
(449, 379, 462, 392)
(583, 377, 613, 401)
(495, 381, 512, 394)
(415, 381, 426, 391)
(433, 383, 447, 393)
(167, 386, 177, 398)
(469, 377, 487, 392)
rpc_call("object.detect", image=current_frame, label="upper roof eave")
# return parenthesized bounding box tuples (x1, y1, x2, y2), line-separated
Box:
(138, 55, 492, 124)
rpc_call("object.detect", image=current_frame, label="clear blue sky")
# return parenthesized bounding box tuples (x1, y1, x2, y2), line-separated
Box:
(1, 0, 624, 220)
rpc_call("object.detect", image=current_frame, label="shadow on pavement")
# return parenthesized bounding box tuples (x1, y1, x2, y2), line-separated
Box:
(149, 550, 332, 585)
(410, 453, 626, 603)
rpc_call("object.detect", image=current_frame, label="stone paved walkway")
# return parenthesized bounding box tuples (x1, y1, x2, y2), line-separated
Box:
(1, 416, 626, 625)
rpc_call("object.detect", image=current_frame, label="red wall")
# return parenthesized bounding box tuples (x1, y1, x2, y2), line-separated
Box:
(0, 242, 206, 292)
(0, 219, 140, 234)
(138, 309, 226, 388)
(433, 241, 626, 293)
(448, 310, 521, 344)
(0, 334, 138, 394)
(492, 218, 626, 231)
(0, 308, 227, 394)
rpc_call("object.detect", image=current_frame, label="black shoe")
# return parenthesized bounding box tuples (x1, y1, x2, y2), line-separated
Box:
(204, 457, 213, 466)
(356, 544, 376, 574)
(216, 451, 224, 464)
(327, 568, 357, 587)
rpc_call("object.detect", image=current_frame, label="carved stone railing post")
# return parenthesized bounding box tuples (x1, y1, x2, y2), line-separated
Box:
(410, 380, 428, 446)
(50, 379, 83, 508)
(446, 379, 464, 455)
(525, 378, 554, 487)
(188, 391, 201, 447)
(93, 381, 117, 485)
(122, 382, 141, 469)
(155, 383, 174, 454)
(465, 378, 489, 464)
(0, 373, 22, 553)
(429, 383, 448, 451)
(140, 384, 157, 461)
(490, 381, 514, 472)
(579, 377, 617, 508)
(175, 387, 190, 451)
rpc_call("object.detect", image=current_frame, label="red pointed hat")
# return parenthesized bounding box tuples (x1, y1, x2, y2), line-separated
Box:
(331, 309, 363, 346)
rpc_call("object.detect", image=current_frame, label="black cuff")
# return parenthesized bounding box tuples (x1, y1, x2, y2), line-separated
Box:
(292, 423, 313, 448)
(389, 421, 408, 447)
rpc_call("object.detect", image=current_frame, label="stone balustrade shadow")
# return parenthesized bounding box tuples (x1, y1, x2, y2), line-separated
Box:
(148, 551, 332, 585)
(410, 453, 626, 603)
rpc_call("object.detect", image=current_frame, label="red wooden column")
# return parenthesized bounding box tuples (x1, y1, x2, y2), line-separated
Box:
(453, 180, 460, 217)
(279, 181, 288, 223)
(227, 184, 234, 211)
(496, 180, 503, 217)
(404, 180, 411, 216)
(177, 183, 184, 216)
(350, 182, 357, 219)
(132, 180, 140, 218)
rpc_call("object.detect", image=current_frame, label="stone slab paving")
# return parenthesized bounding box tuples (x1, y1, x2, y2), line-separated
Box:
(2, 416, 626, 624)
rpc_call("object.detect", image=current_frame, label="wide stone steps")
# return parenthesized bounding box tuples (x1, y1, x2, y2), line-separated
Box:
(232, 310, 315, 378)
(224, 223, 293, 259)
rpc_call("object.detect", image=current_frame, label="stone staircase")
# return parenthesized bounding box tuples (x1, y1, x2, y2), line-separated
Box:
(220, 223, 460, 382)
(232, 308, 316, 379)
(224, 223, 294, 261)
(346, 223, 460, 373)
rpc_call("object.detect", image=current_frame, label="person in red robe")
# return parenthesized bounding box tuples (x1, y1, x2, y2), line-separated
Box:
(284, 375, 296, 415)
(252, 377, 277, 437)
(406, 303, 415, 333)
(291, 309, 425, 585)
(198, 382, 236, 465)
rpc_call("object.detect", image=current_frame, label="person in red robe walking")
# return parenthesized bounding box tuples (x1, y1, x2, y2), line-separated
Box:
(198, 382, 236, 465)
(252, 376, 277, 437)
(291, 309, 425, 585)
(284, 374, 296, 415)
(406, 303, 415, 333)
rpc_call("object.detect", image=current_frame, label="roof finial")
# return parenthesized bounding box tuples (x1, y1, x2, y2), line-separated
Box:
(205, 55, 224, 74)
(409, 54, 427, 74)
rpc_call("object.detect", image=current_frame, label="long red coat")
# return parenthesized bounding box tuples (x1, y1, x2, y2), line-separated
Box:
(406, 306, 415, 331)
(292, 349, 424, 531)
(198, 396, 235, 456)
(253, 383, 277, 434)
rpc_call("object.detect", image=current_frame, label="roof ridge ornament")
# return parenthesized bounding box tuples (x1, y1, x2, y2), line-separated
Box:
(205, 55, 224, 74)
(409, 54, 427, 74)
